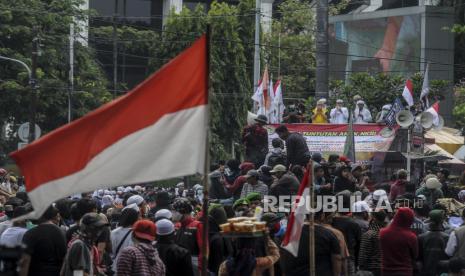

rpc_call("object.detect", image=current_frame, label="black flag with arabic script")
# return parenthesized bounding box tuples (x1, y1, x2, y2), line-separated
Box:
(384, 98, 404, 128)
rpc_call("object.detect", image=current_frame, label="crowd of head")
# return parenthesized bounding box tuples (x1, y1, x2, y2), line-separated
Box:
(1, 112, 465, 276)
(281, 94, 424, 124)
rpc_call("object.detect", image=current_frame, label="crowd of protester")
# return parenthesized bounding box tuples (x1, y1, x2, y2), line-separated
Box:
(1, 112, 465, 275)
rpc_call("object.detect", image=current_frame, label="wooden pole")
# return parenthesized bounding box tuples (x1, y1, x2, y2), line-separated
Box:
(308, 160, 316, 276)
(201, 25, 212, 276)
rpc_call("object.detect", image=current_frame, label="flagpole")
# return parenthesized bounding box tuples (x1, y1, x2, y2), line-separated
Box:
(201, 25, 212, 276)
(308, 160, 316, 276)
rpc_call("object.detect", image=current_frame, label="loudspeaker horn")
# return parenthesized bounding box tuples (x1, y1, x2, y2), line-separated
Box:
(247, 111, 258, 125)
(433, 115, 444, 131)
(380, 127, 394, 138)
(396, 110, 414, 128)
(416, 112, 434, 129)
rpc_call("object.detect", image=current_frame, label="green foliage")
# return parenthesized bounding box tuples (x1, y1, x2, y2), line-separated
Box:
(265, 0, 315, 100)
(0, 0, 110, 163)
(148, 1, 251, 161)
(453, 84, 465, 127)
(329, 73, 449, 113)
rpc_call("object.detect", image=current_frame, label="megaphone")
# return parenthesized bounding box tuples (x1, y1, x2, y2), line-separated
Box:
(396, 110, 414, 128)
(247, 111, 258, 126)
(380, 127, 394, 138)
(416, 112, 434, 129)
(433, 115, 444, 131)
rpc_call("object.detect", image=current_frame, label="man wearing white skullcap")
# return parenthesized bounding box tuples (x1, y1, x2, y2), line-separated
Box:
(354, 100, 372, 123)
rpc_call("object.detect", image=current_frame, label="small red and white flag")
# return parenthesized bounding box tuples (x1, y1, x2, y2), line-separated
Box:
(426, 102, 440, 126)
(281, 166, 312, 257)
(11, 36, 209, 218)
(402, 79, 414, 107)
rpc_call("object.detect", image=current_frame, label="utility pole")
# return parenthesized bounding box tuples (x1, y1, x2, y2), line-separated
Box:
(253, 0, 261, 112)
(112, 0, 119, 98)
(315, 0, 329, 100)
(28, 33, 39, 144)
(69, 23, 75, 123)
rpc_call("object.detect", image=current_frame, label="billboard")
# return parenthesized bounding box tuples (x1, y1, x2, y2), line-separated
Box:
(329, 15, 421, 79)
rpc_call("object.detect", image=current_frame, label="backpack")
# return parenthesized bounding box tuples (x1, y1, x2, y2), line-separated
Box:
(268, 152, 286, 168)
(175, 221, 200, 256)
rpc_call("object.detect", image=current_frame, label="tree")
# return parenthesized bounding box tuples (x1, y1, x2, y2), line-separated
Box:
(265, 0, 316, 100)
(0, 0, 111, 164)
(329, 72, 448, 114)
(150, 2, 252, 161)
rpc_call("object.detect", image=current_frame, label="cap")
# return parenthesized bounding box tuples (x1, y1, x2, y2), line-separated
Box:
(80, 212, 109, 228)
(373, 190, 387, 201)
(270, 165, 287, 174)
(155, 209, 172, 221)
(245, 192, 262, 202)
(336, 99, 344, 104)
(123, 187, 133, 193)
(176, 182, 185, 188)
(426, 178, 442, 190)
(424, 174, 437, 181)
(357, 100, 365, 105)
(254, 114, 268, 124)
(127, 195, 145, 206)
(351, 165, 362, 173)
(133, 220, 156, 241)
(382, 104, 392, 110)
(245, 169, 260, 179)
(156, 219, 175, 236)
(352, 201, 371, 213)
(123, 203, 140, 212)
(429, 209, 445, 224)
(233, 198, 250, 209)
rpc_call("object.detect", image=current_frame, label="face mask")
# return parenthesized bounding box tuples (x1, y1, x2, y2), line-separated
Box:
(235, 211, 244, 217)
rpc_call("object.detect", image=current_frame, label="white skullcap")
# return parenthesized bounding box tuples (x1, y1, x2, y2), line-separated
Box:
(123, 203, 140, 212)
(127, 195, 145, 206)
(357, 100, 365, 105)
(155, 209, 173, 220)
(156, 219, 175, 236)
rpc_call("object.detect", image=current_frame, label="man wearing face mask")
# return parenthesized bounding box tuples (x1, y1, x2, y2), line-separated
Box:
(330, 99, 349, 124)
(232, 198, 250, 217)
(354, 100, 372, 124)
(376, 104, 392, 123)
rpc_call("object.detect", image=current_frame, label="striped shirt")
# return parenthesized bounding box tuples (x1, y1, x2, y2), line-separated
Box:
(240, 181, 268, 199)
(116, 242, 165, 276)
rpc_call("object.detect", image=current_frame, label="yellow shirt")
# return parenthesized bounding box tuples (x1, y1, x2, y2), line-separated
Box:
(312, 107, 328, 124)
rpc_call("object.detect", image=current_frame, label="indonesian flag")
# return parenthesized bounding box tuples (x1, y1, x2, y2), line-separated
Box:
(426, 102, 440, 126)
(10, 36, 208, 218)
(251, 79, 263, 105)
(402, 79, 414, 107)
(282, 166, 312, 257)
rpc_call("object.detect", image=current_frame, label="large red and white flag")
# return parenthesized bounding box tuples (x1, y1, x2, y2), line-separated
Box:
(426, 102, 440, 126)
(11, 36, 208, 218)
(282, 166, 312, 257)
(402, 79, 414, 107)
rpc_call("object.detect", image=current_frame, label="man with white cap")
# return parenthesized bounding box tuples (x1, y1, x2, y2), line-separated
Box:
(155, 219, 194, 276)
(354, 100, 372, 123)
(330, 99, 349, 124)
(365, 189, 389, 209)
(126, 195, 147, 218)
(352, 201, 371, 233)
(415, 177, 444, 208)
(376, 104, 392, 123)
(154, 209, 172, 222)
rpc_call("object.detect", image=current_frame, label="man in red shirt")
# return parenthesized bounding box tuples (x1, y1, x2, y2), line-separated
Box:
(380, 207, 418, 276)
(242, 114, 269, 168)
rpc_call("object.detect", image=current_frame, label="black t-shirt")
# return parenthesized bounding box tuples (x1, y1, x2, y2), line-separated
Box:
(280, 224, 340, 276)
(331, 216, 361, 258)
(22, 223, 67, 276)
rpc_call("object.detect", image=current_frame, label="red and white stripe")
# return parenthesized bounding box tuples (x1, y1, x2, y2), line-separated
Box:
(402, 79, 414, 107)
(282, 167, 311, 257)
(11, 36, 208, 218)
(426, 102, 440, 126)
